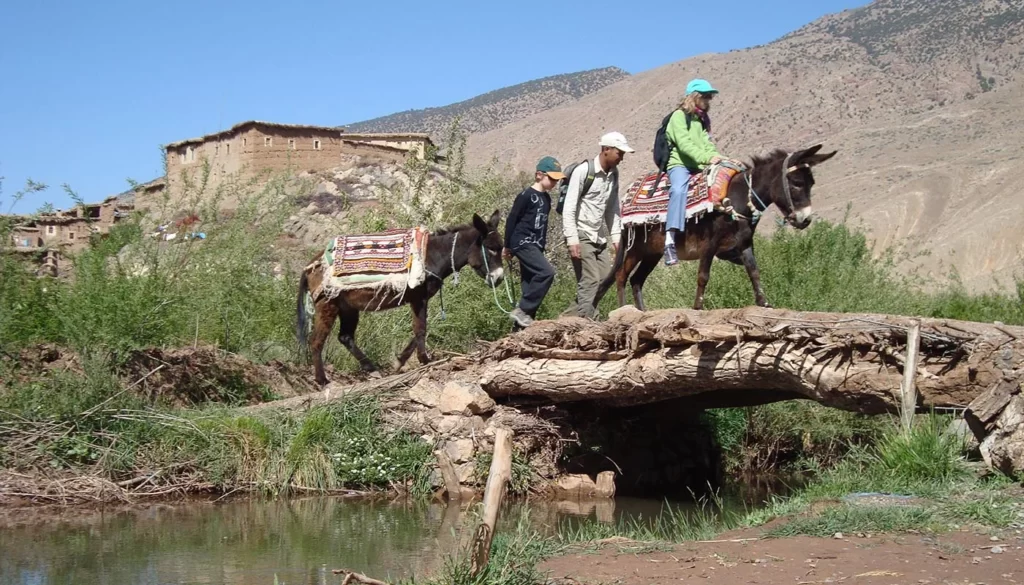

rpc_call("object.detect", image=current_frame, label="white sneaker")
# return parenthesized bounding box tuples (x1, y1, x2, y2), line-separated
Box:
(509, 307, 534, 328)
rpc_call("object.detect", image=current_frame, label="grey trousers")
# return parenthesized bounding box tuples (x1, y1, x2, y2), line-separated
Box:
(564, 238, 611, 320)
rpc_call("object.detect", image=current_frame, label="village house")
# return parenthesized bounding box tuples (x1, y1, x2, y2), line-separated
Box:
(160, 120, 435, 205)
(7, 193, 135, 276)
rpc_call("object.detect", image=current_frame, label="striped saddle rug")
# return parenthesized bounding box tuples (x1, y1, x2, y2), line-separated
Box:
(621, 161, 746, 226)
(316, 227, 430, 298)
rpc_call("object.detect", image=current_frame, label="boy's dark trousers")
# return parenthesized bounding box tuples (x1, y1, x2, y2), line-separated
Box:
(513, 244, 555, 317)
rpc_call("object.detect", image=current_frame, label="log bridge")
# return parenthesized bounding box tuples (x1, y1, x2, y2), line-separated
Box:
(277, 306, 1024, 480)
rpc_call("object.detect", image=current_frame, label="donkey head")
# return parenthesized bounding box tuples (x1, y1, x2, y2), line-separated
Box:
(778, 144, 838, 230)
(467, 209, 504, 286)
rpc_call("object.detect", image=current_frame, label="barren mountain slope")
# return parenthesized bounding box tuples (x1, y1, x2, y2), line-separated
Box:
(466, 0, 1024, 292)
(343, 67, 628, 138)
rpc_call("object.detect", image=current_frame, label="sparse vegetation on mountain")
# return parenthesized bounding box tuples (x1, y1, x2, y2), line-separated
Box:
(342, 67, 628, 139)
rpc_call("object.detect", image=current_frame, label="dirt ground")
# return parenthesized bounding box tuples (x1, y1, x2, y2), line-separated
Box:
(541, 528, 1024, 585)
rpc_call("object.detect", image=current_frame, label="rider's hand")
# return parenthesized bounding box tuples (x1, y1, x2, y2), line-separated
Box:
(709, 155, 723, 165)
(502, 247, 512, 261)
(568, 244, 581, 260)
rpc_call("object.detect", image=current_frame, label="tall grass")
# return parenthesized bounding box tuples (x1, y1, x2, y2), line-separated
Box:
(0, 367, 434, 494)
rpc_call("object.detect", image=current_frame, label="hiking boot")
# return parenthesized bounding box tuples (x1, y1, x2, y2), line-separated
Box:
(663, 245, 679, 267)
(509, 307, 535, 328)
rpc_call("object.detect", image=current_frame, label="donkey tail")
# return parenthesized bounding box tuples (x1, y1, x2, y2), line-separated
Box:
(296, 270, 311, 349)
(593, 225, 629, 307)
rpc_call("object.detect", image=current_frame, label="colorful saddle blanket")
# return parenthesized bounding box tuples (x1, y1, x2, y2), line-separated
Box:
(620, 162, 746, 226)
(318, 227, 430, 296)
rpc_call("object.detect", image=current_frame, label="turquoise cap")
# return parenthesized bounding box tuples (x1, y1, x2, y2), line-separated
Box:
(686, 78, 718, 94)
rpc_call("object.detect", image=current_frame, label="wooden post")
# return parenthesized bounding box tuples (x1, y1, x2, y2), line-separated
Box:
(901, 320, 921, 433)
(469, 427, 514, 578)
(434, 449, 463, 503)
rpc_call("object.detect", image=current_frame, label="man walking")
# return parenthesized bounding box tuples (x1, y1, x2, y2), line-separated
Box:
(561, 131, 632, 319)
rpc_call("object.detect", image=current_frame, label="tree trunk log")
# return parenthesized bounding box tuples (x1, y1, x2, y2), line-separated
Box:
(965, 378, 1024, 479)
(471, 306, 1024, 413)
(434, 449, 472, 502)
(469, 427, 513, 577)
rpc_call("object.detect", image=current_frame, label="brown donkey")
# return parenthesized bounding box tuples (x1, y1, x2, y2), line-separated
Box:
(297, 210, 504, 386)
(594, 145, 837, 311)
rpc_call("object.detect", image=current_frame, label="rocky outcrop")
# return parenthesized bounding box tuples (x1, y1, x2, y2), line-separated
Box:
(282, 154, 451, 249)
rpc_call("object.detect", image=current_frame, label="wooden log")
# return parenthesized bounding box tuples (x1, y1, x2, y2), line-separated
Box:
(474, 307, 1024, 413)
(900, 320, 921, 433)
(964, 379, 1024, 480)
(434, 449, 464, 503)
(252, 307, 1024, 418)
(331, 569, 391, 585)
(964, 378, 1018, 438)
(469, 427, 514, 578)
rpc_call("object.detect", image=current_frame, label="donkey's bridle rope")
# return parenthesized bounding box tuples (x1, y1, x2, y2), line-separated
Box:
(730, 152, 810, 225)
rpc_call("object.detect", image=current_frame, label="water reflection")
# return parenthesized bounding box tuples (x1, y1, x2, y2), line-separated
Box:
(0, 478, 798, 585)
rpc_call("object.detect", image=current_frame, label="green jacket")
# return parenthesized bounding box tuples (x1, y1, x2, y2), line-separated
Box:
(666, 110, 719, 171)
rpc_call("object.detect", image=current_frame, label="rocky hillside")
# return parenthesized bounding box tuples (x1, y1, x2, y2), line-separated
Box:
(464, 0, 1024, 292)
(342, 67, 628, 139)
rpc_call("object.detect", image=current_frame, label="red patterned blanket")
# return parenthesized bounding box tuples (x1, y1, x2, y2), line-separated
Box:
(621, 162, 745, 226)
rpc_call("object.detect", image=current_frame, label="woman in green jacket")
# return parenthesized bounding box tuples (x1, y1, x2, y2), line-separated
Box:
(663, 78, 728, 266)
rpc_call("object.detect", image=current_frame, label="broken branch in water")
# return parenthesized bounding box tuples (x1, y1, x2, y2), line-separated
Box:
(331, 569, 392, 585)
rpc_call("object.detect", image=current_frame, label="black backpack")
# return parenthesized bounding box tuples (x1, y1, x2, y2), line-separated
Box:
(650, 109, 693, 195)
(555, 159, 596, 214)
(652, 111, 676, 172)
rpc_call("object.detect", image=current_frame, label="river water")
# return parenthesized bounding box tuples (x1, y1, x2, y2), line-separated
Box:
(0, 480, 798, 585)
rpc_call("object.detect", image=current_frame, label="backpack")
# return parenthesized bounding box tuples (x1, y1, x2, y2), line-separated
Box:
(652, 111, 676, 172)
(555, 159, 596, 214)
(653, 110, 694, 171)
(650, 109, 693, 196)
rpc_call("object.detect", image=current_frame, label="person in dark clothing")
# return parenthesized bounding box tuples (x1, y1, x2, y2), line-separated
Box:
(503, 156, 565, 328)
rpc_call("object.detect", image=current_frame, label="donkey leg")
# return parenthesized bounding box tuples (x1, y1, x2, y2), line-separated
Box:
(310, 301, 339, 386)
(630, 254, 661, 312)
(337, 310, 377, 372)
(693, 246, 718, 311)
(396, 299, 430, 369)
(617, 247, 641, 308)
(412, 298, 432, 365)
(739, 247, 771, 308)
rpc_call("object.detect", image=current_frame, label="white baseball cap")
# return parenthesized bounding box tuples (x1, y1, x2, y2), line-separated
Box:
(599, 131, 635, 153)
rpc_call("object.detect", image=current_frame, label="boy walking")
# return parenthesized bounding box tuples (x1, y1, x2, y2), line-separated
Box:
(561, 131, 632, 319)
(504, 156, 566, 328)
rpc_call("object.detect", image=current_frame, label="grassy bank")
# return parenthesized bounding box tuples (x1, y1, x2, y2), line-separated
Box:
(433, 413, 1021, 585)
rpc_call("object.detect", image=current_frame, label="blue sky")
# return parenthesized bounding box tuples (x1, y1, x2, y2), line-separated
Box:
(0, 0, 867, 214)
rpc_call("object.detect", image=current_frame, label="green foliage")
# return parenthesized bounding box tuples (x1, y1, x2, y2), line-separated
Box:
(703, 402, 891, 473)
(746, 413, 1020, 536)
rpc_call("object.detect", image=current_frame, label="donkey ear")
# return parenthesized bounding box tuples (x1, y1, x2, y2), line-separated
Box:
(472, 213, 489, 234)
(794, 144, 824, 161)
(488, 209, 501, 228)
(806, 150, 838, 166)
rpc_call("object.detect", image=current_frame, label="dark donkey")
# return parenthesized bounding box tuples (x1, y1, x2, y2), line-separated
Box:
(594, 145, 837, 311)
(297, 210, 504, 386)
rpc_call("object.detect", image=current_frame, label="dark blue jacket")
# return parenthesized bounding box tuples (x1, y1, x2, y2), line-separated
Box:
(504, 187, 551, 251)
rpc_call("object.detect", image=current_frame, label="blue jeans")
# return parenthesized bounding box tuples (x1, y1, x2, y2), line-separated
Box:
(665, 166, 692, 235)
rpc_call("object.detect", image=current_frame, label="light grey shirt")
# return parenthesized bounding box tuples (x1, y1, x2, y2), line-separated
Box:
(561, 156, 622, 246)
